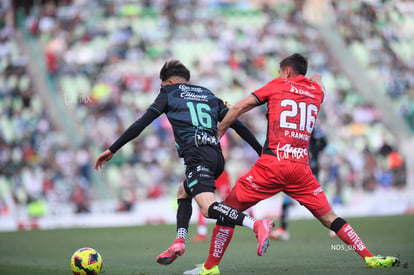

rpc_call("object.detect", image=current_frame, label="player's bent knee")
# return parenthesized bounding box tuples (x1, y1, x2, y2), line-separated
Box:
(177, 182, 189, 198)
(200, 207, 210, 218)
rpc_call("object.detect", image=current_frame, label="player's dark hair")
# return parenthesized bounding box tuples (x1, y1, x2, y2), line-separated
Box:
(279, 53, 308, 75)
(159, 60, 191, 81)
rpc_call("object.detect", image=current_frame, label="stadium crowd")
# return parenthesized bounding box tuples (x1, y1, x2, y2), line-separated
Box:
(331, 0, 414, 131)
(0, 0, 410, 222)
(0, 16, 93, 221)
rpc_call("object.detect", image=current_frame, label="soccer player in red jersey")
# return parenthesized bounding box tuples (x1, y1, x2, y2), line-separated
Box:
(183, 53, 399, 275)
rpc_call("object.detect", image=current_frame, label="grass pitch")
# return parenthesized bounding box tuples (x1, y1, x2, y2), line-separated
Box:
(0, 215, 413, 274)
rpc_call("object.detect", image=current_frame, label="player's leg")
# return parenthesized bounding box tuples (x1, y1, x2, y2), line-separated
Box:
(176, 182, 193, 240)
(318, 211, 399, 268)
(185, 194, 253, 274)
(195, 191, 273, 252)
(156, 182, 191, 265)
(270, 194, 291, 240)
(184, 148, 273, 274)
(198, 186, 256, 272)
(194, 191, 255, 232)
(189, 148, 273, 257)
(193, 168, 280, 273)
(192, 168, 232, 243)
(288, 167, 399, 269)
(280, 195, 291, 230)
(199, 220, 235, 274)
(192, 210, 208, 242)
(318, 210, 375, 258)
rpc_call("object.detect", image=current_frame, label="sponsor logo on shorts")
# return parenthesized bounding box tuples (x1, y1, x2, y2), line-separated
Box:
(197, 165, 210, 172)
(246, 175, 260, 190)
(313, 186, 323, 195)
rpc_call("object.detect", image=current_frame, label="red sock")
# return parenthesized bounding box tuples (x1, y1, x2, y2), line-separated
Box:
(336, 223, 374, 258)
(204, 225, 234, 269)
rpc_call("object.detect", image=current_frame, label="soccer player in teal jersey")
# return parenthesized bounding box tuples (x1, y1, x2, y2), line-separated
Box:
(94, 60, 273, 267)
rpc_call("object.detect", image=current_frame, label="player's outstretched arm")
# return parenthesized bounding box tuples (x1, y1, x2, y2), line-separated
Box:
(217, 94, 257, 139)
(94, 149, 113, 170)
(229, 120, 262, 156)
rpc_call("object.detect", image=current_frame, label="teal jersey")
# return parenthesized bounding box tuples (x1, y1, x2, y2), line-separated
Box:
(151, 83, 227, 156)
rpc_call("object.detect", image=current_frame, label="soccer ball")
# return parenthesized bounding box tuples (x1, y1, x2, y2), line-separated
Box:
(70, 247, 103, 275)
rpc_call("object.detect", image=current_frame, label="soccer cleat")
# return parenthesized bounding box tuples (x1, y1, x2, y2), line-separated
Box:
(192, 234, 208, 242)
(365, 255, 400, 268)
(269, 227, 290, 241)
(253, 219, 274, 256)
(183, 263, 220, 275)
(156, 238, 185, 265)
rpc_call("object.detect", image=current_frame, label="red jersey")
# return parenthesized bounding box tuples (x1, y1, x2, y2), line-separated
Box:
(252, 75, 324, 164)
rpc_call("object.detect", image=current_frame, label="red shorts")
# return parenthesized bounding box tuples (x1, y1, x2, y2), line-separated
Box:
(224, 154, 331, 218)
(215, 169, 231, 199)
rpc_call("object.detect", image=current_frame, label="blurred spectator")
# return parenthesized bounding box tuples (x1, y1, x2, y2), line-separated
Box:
(379, 143, 406, 188)
(71, 183, 90, 214)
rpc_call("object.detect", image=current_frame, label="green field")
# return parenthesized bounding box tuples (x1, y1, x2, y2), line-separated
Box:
(0, 215, 413, 275)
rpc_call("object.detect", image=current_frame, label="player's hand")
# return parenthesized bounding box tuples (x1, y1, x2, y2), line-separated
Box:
(309, 73, 326, 94)
(94, 149, 113, 170)
(309, 74, 322, 83)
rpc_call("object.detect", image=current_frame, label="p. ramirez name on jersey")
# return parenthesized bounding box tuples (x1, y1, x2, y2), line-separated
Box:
(284, 130, 310, 141)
